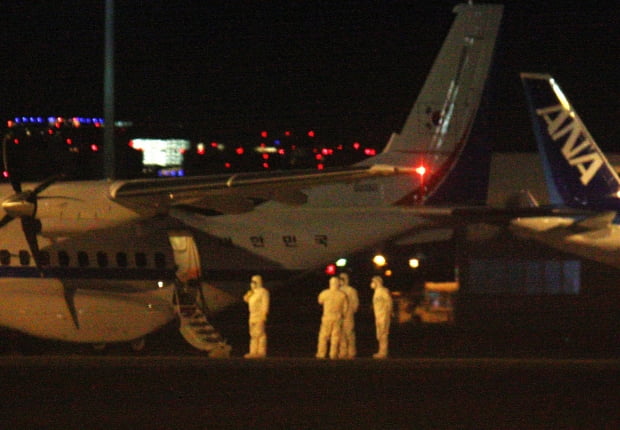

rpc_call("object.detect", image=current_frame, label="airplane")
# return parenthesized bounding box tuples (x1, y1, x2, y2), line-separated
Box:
(510, 72, 620, 269)
(0, 3, 503, 351)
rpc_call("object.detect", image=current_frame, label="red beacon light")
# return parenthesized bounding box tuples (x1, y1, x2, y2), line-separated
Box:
(324, 263, 337, 276)
(415, 165, 426, 176)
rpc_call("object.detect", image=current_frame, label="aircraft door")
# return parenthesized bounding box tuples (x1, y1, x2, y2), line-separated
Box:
(168, 230, 202, 283)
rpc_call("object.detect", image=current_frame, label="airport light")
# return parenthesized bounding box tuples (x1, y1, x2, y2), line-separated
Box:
(373, 254, 387, 267)
(335, 258, 347, 267)
(325, 263, 337, 275)
(409, 257, 420, 269)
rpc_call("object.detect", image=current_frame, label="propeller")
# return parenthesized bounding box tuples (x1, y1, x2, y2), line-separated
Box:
(1, 134, 78, 328)
(1, 173, 62, 273)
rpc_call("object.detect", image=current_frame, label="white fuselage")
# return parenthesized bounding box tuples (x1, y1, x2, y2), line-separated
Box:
(0, 181, 179, 344)
(0, 180, 433, 344)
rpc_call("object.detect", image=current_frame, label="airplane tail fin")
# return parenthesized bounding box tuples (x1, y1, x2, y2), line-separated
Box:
(521, 73, 620, 210)
(363, 3, 503, 206)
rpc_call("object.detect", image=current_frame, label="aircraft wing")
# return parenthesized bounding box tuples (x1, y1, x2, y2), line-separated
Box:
(392, 205, 597, 245)
(405, 205, 595, 224)
(109, 164, 416, 215)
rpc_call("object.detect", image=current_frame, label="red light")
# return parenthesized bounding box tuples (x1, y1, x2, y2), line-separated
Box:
(277, 148, 285, 155)
(128, 140, 134, 148)
(235, 147, 244, 155)
(262, 162, 269, 169)
(325, 263, 336, 275)
(317, 163, 324, 170)
(364, 148, 376, 156)
(13, 139, 19, 145)
(2, 171, 9, 178)
(260, 131, 268, 138)
(307, 130, 315, 138)
(90, 144, 99, 152)
(262, 153, 269, 160)
(284, 131, 291, 137)
(66, 138, 73, 145)
(210, 141, 218, 148)
(415, 165, 426, 176)
(353, 142, 360, 150)
(224, 162, 231, 169)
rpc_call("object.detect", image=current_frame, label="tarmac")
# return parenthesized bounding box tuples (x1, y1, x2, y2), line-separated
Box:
(0, 355, 618, 429)
(1, 279, 619, 429)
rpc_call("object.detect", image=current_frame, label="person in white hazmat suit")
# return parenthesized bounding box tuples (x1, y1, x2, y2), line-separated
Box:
(316, 276, 348, 359)
(243, 274, 270, 358)
(371, 276, 393, 359)
(338, 272, 359, 359)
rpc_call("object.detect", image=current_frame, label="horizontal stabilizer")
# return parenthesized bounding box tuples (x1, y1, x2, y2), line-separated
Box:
(109, 164, 418, 215)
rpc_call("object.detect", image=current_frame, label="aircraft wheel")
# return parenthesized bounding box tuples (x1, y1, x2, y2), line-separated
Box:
(130, 337, 146, 352)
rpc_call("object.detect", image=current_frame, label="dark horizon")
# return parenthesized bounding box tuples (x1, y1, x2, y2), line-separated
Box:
(2, 1, 618, 151)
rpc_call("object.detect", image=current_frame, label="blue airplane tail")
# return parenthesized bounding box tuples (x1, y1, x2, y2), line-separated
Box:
(521, 73, 620, 211)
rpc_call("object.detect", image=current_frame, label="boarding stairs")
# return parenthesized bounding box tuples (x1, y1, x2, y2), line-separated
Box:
(174, 283, 232, 358)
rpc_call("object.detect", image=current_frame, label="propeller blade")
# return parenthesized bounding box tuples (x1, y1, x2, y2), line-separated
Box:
(32, 174, 64, 195)
(63, 284, 80, 330)
(2, 134, 21, 193)
(21, 217, 43, 275)
(0, 214, 14, 228)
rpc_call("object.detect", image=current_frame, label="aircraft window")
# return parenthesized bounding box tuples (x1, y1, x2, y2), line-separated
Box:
(0, 250, 10, 266)
(154, 252, 166, 268)
(78, 251, 89, 267)
(116, 252, 128, 267)
(39, 251, 50, 266)
(58, 251, 70, 267)
(135, 252, 147, 267)
(19, 250, 30, 266)
(97, 252, 109, 268)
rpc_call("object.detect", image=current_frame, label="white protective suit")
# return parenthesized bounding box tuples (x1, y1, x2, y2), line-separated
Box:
(243, 275, 270, 358)
(316, 276, 348, 359)
(338, 273, 359, 359)
(371, 276, 393, 359)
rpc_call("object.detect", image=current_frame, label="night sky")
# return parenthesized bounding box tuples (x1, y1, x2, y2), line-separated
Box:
(2, 1, 618, 151)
